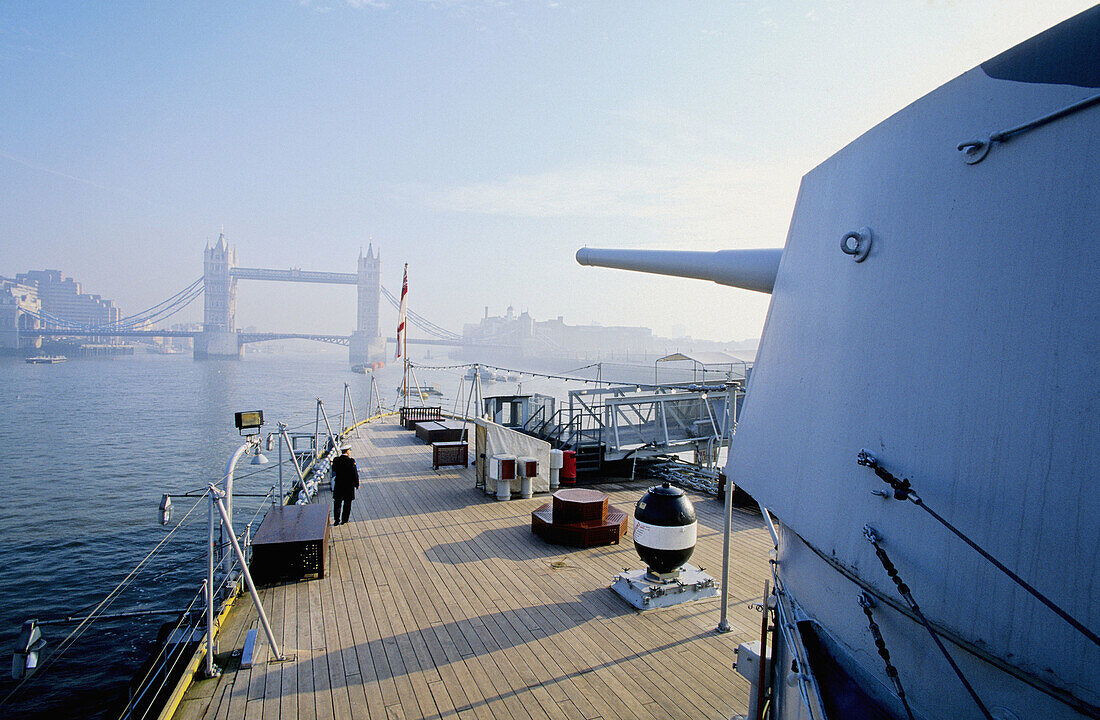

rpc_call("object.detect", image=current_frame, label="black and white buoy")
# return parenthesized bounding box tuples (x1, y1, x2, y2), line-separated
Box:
(634, 482, 697, 580)
(611, 482, 718, 609)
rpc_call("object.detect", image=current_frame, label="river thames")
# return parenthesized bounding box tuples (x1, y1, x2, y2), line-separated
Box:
(0, 349, 418, 719)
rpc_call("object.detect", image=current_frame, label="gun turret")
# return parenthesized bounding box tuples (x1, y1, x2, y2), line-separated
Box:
(575, 247, 782, 294)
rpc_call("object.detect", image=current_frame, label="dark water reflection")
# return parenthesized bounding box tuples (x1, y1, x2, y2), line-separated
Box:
(0, 350, 398, 720)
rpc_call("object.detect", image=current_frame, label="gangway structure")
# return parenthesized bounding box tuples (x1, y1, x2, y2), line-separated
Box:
(488, 381, 743, 475)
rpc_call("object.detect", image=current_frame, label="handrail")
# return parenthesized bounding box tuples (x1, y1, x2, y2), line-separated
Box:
(521, 405, 547, 434)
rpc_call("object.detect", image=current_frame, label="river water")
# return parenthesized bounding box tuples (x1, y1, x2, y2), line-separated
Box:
(0, 347, 688, 719)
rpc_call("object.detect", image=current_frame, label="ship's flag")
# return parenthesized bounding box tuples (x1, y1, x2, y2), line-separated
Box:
(395, 264, 408, 360)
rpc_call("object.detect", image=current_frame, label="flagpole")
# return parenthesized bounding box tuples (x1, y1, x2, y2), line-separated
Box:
(403, 264, 407, 408)
(397, 263, 409, 408)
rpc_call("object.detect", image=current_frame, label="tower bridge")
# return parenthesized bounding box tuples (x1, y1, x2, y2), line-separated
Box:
(7, 236, 510, 360)
(197, 234, 386, 363)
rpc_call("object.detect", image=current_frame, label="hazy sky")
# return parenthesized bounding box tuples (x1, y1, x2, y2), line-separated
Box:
(1, 1, 1092, 341)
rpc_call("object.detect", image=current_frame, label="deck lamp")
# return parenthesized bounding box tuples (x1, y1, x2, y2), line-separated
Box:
(250, 445, 269, 465)
(234, 410, 264, 436)
(10, 620, 45, 680)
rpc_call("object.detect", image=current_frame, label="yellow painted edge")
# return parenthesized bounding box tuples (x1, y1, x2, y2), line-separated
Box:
(160, 410, 401, 719)
(157, 590, 241, 720)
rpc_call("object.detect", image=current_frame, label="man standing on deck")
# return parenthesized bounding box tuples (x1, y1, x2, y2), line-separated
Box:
(331, 445, 360, 526)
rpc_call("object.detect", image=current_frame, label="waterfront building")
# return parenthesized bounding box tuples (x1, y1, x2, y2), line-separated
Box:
(0, 278, 43, 351)
(14, 270, 122, 331)
(462, 305, 756, 364)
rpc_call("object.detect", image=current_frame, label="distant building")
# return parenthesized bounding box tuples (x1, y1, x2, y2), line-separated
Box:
(464, 306, 657, 361)
(14, 270, 122, 330)
(462, 305, 758, 365)
(0, 278, 43, 351)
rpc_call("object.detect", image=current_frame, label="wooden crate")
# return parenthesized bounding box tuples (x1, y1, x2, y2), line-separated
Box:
(416, 420, 469, 443)
(432, 441, 469, 469)
(249, 504, 330, 584)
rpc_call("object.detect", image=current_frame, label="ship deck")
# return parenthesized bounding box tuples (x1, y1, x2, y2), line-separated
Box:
(174, 416, 773, 720)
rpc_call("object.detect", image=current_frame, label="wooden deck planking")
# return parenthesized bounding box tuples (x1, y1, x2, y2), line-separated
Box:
(380, 485, 547, 720)
(379, 453, 625, 720)
(176, 416, 771, 720)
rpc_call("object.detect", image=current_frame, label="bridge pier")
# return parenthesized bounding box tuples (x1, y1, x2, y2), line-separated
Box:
(349, 331, 386, 365)
(196, 234, 242, 360)
(194, 330, 243, 360)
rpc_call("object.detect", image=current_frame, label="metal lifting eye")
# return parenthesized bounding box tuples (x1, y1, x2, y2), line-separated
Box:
(957, 136, 991, 164)
(840, 227, 872, 262)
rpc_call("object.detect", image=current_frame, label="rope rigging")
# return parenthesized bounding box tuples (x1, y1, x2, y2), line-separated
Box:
(408, 360, 725, 390)
(1, 390, 379, 716)
(0, 438, 296, 709)
(857, 450, 1100, 647)
(791, 523, 1094, 715)
(0, 489, 211, 709)
(114, 585, 207, 720)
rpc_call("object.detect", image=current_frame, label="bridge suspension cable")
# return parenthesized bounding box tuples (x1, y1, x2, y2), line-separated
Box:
(23, 277, 205, 333)
(379, 285, 461, 340)
(103, 277, 205, 330)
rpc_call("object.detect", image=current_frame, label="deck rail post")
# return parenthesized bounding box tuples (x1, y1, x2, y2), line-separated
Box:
(716, 470, 734, 633)
(314, 401, 321, 463)
(318, 399, 338, 452)
(209, 484, 285, 662)
(344, 383, 360, 437)
(205, 491, 218, 678)
(279, 425, 307, 493)
(276, 423, 285, 503)
(341, 383, 348, 434)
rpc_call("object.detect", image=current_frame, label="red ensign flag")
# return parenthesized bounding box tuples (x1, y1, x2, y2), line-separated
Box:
(395, 264, 407, 360)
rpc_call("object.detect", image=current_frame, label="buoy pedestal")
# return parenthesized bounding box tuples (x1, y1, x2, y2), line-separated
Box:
(611, 565, 718, 610)
(611, 482, 719, 609)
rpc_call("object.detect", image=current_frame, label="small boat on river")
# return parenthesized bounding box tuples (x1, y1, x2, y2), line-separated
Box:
(24, 356, 67, 364)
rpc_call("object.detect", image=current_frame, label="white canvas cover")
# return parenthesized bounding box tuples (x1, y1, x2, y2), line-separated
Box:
(476, 419, 550, 494)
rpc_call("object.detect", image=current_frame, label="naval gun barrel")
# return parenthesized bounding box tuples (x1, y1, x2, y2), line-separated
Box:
(575, 247, 782, 294)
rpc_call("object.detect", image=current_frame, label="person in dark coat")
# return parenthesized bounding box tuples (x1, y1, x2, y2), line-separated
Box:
(331, 445, 360, 526)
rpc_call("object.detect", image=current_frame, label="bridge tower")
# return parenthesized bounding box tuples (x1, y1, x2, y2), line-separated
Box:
(349, 244, 386, 365)
(194, 234, 243, 359)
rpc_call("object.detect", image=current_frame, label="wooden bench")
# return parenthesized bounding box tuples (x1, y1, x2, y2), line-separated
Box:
(400, 406, 442, 430)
